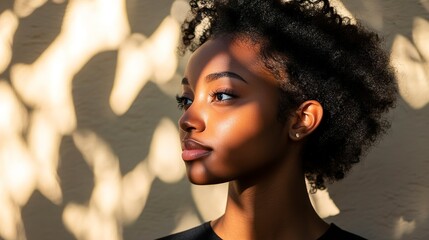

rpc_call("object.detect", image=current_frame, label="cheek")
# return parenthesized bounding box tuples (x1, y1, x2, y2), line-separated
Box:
(211, 104, 285, 167)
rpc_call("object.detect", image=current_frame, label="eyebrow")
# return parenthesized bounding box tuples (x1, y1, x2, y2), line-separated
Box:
(181, 71, 248, 85)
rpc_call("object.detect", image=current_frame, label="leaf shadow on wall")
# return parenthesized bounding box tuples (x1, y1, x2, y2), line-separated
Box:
(326, 1, 429, 239)
(67, 47, 203, 239)
(126, 0, 176, 37)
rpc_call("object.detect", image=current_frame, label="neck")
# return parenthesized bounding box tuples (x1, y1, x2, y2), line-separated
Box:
(211, 156, 328, 240)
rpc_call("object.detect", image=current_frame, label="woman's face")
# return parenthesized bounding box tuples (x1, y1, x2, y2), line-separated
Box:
(178, 36, 293, 185)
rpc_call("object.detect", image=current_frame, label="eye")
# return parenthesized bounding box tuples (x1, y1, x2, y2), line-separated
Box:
(176, 95, 193, 110)
(214, 93, 233, 101)
(210, 89, 236, 102)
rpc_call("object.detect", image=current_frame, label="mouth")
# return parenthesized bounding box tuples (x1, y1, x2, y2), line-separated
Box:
(181, 139, 212, 161)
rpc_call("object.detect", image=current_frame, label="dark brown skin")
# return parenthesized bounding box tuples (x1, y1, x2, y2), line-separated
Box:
(178, 35, 327, 240)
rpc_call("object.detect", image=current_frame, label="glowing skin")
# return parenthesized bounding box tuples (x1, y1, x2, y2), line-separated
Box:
(178, 36, 291, 185)
(178, 35, 328, 239)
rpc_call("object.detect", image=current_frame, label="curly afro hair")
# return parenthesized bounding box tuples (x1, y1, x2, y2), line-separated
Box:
(180, 0, 398, 191)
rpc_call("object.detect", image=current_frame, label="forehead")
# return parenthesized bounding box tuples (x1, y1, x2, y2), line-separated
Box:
(185, 35, 276, 84)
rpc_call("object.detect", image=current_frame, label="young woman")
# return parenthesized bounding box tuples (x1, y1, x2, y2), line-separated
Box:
(159, 0, 397, 239)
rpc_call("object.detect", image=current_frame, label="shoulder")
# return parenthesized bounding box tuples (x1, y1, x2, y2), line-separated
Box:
(156, 222, 221, 240)
(319, 223, 367, 240)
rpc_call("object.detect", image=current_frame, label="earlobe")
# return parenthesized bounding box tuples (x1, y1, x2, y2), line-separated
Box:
(289, 100, 323, 140)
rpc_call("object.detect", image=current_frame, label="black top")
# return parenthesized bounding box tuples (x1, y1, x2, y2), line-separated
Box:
(157, 222, 367, 240)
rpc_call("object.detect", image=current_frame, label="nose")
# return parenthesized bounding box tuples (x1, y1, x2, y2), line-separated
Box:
(178, 103, 206, 133)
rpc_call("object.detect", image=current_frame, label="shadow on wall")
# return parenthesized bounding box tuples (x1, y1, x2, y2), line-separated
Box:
(326, 1, 429, 240)
(0, 0, 428, 240)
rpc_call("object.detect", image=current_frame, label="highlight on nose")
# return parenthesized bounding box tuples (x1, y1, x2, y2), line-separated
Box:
(178, 106, 205, 133)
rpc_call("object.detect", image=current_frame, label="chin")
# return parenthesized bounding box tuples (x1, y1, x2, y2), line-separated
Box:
(185, 162, 230, 185)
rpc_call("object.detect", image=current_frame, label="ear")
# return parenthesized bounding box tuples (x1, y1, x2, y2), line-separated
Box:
(289, 100, 323, 141)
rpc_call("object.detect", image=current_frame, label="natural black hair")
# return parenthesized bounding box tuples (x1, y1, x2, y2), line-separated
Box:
(179, 0, 397, 191)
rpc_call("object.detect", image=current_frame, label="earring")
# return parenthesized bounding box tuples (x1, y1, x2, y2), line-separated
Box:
(295, 133, 300, 138)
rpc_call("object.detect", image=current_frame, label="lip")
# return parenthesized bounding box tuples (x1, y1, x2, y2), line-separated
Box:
(181, 139, 212, 161)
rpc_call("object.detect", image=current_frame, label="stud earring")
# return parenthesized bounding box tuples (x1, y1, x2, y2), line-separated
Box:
(295, 133, 300, 138)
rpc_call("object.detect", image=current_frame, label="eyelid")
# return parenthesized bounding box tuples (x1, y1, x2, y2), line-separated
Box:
(209, 88, 237, 102)
(176, 94, 193, 110)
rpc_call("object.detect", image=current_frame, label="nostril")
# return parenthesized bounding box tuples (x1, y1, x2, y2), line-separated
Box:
(178, 108, 205, 133)
(180, 120, 196, 132)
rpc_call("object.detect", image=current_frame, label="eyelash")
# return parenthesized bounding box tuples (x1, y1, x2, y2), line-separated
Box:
(176, 95, 192, 110)
(176, 88, 237, 110)
(209, 88, 237, 102)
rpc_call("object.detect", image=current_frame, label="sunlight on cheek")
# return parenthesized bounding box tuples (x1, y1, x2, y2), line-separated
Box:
(148, 118, 185, 183)
(391, 17, 429, 109)
(0, 10, 18, 74)
(393, 216, 416, 239)
(191, 183, 228, 221)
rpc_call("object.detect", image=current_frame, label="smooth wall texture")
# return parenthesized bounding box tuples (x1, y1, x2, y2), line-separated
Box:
(0, 0, 428, 239)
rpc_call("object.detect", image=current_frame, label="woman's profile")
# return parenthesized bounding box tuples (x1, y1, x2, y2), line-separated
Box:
(159, 0, 397, 239)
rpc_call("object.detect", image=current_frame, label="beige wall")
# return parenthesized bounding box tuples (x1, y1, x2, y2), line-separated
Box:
(0, 0, 428, 239)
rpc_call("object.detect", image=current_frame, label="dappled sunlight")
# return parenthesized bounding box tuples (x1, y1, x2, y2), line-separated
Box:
(110, 16, 180, 115)
(191, 183, 228, 221)
(391, 17, 429, 109)
(110, 33, 152, 116)
(63, 203, 121, 240)
(28, 111, 63, 204)
(65, 130, 124, 240)
(13, 0, 65, 18)
(0, 136, 37, 207)
(393, 216, 416, 239)
(170, 0, 190, 24)
(65, 125, 184, 239)
(0, 81, 33, 240)
(171, 208, 201, 234)
(0, 0, 427, 239)
(148, 118, 185, 183)
(121, 161, 154, 225)
(423, 0, 429, 12)
(330, 0, 356, 24)
(359, 0, 383, 30)
(0, 83, 35, 206)
(0, 10, 18, 73)
(307, 182, 340, 219)
(0, 187, 25, 240)
(11, 0, 130, 134)
(150, 17, 181, 84)
(13, 0, 47, 18)
(0, 81, 27, 136)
